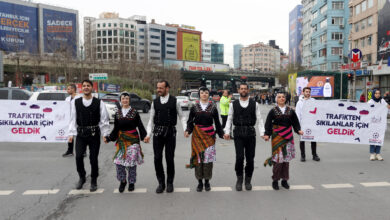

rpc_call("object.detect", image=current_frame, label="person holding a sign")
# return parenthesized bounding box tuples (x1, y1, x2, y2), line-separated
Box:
(185, 87, 224, 192)
(295, 87, 320, 162)
(63, 84, 81, 157)
(224, 83, 265, 191)
(104, 92, 147, 193)
(144, 80, 187, 194)
(68, 79, 110, 192)
(367, 89, 390, 161)
(263, 92, 303, 190)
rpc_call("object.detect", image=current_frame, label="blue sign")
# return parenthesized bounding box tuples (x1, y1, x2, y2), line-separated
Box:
(99, 83, 120, 92)
(43, 8, 77, 57)
(349, 48, 363, 62)
(0, 1, 39, 53)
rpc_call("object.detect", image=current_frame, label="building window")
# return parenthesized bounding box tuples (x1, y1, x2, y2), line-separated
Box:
(103, 23, 106, 28)
(355, 23, 359, 32)
(368, 0, 373, 8)
(103, 30, 106, 36)
(139, 28, 145, 32)
(131, 25, 134, 29)
(114, 23, 117, 27)
(368, 35, 372, 45)
(362, 0, 367, 12)
(331, 47, 343, 55)
(151, 35, 160, 39)
(139, 35, 145, 39)
(361, 19, 366, 30)
(108, 38, 112, 44)
(356, 4, 361, 15)
(320, 5, 327, 14)
(332, 32, 343, 40)
(108, 23, 111, 27)
(125, 31, 129, 37)
(366, 54, 372, 63)
(125, 24, 129, 28)
(167, 51, 175, 55)
(331, 17, 343, 25)
(150, 28, 160, 33)
(150, 42, 160, 46)
(120, 30, 124, 36)
(167, 37, 175, 41)
(114, 30, 117, 36)
(167, 31, 176, 35)
(139, 42, 144, 46)
(319, 48, 327, 57)
(361, 37, 365, 47)
(151, 50, 160, 53)
(120, 23, 123, 28)
(151, 57, 160, 60)
(97, 24, 100, 28)
(139, 49, 144, 53)
(125, 39, 129, 44)
(320, 64, 327, 71)
(320, 33, 327, 43)
(114, 38, 118, 44)
(331, 62, 340, 70)
(368, 16, 373, 27)
(320, 19, 327, 29)
(332, 1, 344, 9)
(97, 30, 101, 37)
(108, 30, 112, 36)
(130, 32, 135, 38)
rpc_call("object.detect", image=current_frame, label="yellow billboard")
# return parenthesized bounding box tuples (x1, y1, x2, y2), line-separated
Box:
(182, 33, 200, 61)
(288, 73, 297, 96)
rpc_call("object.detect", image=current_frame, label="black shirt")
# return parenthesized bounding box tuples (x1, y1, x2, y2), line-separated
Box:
(186, 102, 224, 138)
(264, 106, 301, 136)
(108, 107, 147, 142)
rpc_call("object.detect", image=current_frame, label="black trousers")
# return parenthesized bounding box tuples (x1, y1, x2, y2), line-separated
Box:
(153, 134, 176, 184)
(75, 135, 101, 179)
(66, 140, 74, 153)
(221, 115, 228, 129)
(299, 141, 317, 157)
(234, 136, 256, 178)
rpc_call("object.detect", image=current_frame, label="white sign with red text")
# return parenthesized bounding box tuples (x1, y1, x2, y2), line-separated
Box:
(0, 100, 70, 142)
(300, 100, 387, 146)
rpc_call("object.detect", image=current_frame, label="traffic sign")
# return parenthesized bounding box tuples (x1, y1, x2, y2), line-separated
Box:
(89, 73, 108, 80)
(349, 49, 362, 63)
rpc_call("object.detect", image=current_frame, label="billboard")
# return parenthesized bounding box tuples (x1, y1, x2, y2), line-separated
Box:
(164, 59, 184, 70)
(377, 0, 390, 62)
(288, 73, 297, 96)
(289, 5, 303, 65)
(182, 33, 200, 61)
(164, 60, 229, 73)
(43, 8, 77, 57)
(0, 1, 39, 53)
(296, 76, 335, 97)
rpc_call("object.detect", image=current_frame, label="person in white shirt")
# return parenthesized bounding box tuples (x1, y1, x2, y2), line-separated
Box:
(295, 87, 320, 162)
(224, 83, 265, 191)
(367, 89, 390, 161)
(68, 79, 110, 192)
(63, 84, 81, 157)
(144, 80, 186, 194)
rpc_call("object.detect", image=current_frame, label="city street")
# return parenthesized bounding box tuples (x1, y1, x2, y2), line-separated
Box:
(1, 104, 390, 220)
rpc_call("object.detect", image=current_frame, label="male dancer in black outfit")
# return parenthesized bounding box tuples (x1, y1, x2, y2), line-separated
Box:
(68, 79, 110, 192)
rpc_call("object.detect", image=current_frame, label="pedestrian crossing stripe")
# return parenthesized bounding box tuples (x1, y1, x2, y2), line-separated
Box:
(360, 182, 390, 187)
(23, 189, 59, 195)
(68, 189, 104, 195)
(113, 188, 147, 193)
(0, 190, 14, 195)
(322, 183, 354, 189)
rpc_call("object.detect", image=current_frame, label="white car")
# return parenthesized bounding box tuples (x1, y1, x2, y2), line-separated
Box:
(177, 96, 192, 110)
(102, 99, 118, 123)
(29, 90, 70, 100)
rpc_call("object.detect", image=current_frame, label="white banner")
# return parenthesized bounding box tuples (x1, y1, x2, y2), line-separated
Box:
(300, 100, 387, 146)
(0, 100, 70, 142)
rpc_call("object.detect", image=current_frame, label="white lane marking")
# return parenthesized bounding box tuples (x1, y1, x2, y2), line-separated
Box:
(252, 186, 273, 191)
(68, 189, 104, 195)
(23, 189, 59, 195)
(290, 185, 315, 190)
(322, 184, 354, 189)
(210, 187, 232, 192)
(174, 188, 190, 192)
(0, 190, 14, 195)
(360, 182, 390, 187)
(113, 188, 147, 193)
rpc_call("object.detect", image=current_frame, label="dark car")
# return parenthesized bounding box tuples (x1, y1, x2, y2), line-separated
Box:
(101, 92, 151, 113)
(0, 87, 32, 100)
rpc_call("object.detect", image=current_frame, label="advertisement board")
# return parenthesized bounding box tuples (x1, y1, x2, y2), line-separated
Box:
(164, 59, 184, 70)
(164, 60, 229, 73)
(43, 8, 77, 57)
(288, 73, 297, 96)
(378, 0, 390, 62)
(182, 33, 200, 61)
(0, 1, 39, 53)
(296, 76, 334, 97)
(289, 5, 303, 65)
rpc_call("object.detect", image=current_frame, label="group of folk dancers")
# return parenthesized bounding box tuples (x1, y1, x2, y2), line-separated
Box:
(66, 79, 388, 193)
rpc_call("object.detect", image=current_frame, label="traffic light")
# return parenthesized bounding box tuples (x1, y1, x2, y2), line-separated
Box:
(347, 73, 353, 80)
(201, 75, 206, 87)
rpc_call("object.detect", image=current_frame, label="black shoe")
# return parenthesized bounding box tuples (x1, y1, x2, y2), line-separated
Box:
(204, 180, 211, 192)
(236, 176, 243, 191)
(313, 155, 320, 161)
(75, 177, 86, 190)
(156, 183, 166, 194)
(245, 176, 252, 191)
(62, 152, 74, 157)
(281, 180, 290, 189)
(119, 181, 126, 193)
(166, 183, 174, 193)
(272, 181, 279, 190)
(196, 180, 203, 192)
(128, 183, 134, 192)
(90, 178, 97, 192)
(300, 156, 306, 162)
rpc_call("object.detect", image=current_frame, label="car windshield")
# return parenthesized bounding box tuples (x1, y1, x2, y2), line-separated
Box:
(191, 93, 199, 98)
(177, 96, 187, 100)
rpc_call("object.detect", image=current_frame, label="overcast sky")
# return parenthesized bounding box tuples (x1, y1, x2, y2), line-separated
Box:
(37, 0, 302, 66)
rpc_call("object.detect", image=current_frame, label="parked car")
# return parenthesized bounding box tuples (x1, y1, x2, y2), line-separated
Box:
(0, 87, 32, 100)
(176, 96, 192, 110)
(101, 92, 151, 113)
(29, 90, 70, 101)
(101, 99, 119, 123)
(232, 93, 240, 101)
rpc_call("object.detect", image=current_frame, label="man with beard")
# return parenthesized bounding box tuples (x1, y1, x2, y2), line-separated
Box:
(68, 79, 110, 192)
(224, 83, 265, 191)
(144, 80, 186, 193)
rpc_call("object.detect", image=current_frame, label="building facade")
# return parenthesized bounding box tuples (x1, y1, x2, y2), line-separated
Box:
(310, 0, 351, 71)
(202, 41, 211, 62)
(233, 44, 243, 69)
(240, 42, 280, 72)
(289, 5, 303, 66)
(84, 13, 137, 62)
(302, 0, 315, 68)
(211, 42, 224, 64)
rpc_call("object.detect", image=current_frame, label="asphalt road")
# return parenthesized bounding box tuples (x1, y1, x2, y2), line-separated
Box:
(1, 104, 390, 220)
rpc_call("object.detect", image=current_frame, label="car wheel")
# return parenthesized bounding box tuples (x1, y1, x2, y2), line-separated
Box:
(143, 104, 150, 113)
